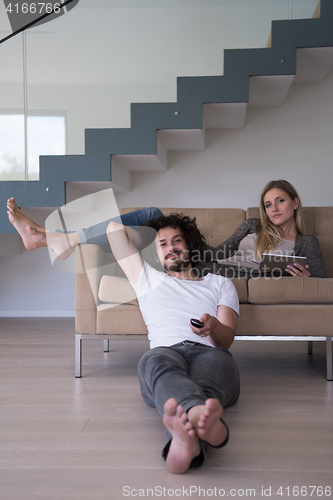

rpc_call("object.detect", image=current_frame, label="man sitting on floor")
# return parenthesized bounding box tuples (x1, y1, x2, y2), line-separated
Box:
(106, 213, 240, 474)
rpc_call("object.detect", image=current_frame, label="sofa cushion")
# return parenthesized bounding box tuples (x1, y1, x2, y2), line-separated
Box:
(97, 303, 147, 335)
(237, 303, 333, 336)
(246, 207, 260, 219)
(99, 275, 138, 305)
(248, 277, 333, 304)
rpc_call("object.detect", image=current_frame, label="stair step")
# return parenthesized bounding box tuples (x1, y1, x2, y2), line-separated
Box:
(203, 103, 246, 130)
(158, 129, 205, 151)
(248, 75, 295, 107)
(294, 47, 333, 84)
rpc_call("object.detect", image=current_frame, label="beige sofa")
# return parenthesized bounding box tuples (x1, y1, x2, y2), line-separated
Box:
(75, 206, 333, 380)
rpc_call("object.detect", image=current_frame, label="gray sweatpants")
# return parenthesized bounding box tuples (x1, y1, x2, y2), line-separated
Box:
(138, 340, 240, 468)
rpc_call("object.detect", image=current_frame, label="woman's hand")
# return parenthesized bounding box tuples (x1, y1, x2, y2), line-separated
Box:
(285, 262, 311, 277)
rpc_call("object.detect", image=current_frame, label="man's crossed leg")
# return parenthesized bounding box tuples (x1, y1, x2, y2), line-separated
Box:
(138, 343, 240, 474)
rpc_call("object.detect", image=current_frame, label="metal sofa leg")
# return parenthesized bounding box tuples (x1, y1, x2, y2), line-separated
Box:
(326, 337, 333, 381)
(104, 339, 109, 352)
(308, 340, 313, 354)
(75, 335, 82, 378)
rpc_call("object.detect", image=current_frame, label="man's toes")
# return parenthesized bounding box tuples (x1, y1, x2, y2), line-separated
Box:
(179, 412, 188, 425)
(184, 420, 194, 432)
(164, 398, 178, 416)
(206, 399, 221, 412)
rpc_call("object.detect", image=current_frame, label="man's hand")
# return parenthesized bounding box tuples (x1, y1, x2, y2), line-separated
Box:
(189, 306, 238, 350)
(190, 313, 216, 338)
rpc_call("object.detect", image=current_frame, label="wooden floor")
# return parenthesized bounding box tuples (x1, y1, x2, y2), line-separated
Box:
(0, 318, 332, 500)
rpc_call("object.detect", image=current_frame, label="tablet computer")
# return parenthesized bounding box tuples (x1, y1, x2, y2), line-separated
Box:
(259, 253, 307, 273)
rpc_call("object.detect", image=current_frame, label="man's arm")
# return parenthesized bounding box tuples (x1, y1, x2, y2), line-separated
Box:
(106, 221, 144, 283)
(190, 305, 238, 350)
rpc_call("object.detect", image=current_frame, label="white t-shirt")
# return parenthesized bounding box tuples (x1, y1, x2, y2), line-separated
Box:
(130, 262, 239, 349)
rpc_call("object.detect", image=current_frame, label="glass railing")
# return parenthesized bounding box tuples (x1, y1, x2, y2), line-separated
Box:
(0, 0, 319, 181)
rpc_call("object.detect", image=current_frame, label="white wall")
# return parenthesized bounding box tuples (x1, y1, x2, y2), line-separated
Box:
(0, 242, 74, 317)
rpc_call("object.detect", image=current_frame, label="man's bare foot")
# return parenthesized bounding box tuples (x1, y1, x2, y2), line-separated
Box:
(26, 226, 79, 260)
(163, 398, 201, 474)
(7, 198, 46, 233)
(7, 198, 79, 259)
(188, 399, 227, 447)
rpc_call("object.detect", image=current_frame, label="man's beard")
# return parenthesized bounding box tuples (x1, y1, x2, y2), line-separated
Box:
(164, 251, 190, 273)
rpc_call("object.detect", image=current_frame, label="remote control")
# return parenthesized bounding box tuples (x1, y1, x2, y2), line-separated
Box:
(190, 318, 204, 328)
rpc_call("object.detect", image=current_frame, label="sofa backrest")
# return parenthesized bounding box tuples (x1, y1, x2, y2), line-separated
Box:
(163, 208, 246, 247)
(120, 206, 333, 278)
(120, 207, 246, 247)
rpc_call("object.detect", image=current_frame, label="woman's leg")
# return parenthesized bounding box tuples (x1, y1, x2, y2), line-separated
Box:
(7, 198, 162, 258)
(76, 207, 163, 248)
(6, 197, 49, 251)
(7, 197, 81, 259)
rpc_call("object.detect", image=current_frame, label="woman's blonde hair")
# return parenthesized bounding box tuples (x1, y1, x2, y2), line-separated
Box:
(255, 180, 305, 257)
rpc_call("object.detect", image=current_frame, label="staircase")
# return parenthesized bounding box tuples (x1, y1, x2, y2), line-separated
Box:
(1, 0, 333, 235)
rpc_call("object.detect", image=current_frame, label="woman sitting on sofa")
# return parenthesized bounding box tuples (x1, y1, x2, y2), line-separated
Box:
(192, 179, 326, 279)
(6, 179, 326, 278)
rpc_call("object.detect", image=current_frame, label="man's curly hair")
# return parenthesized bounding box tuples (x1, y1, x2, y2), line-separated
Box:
(141, 213, 206, 263)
